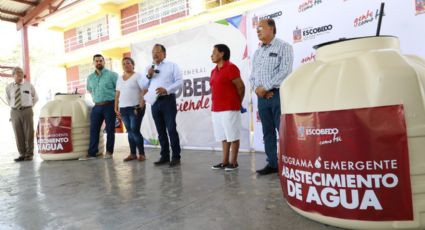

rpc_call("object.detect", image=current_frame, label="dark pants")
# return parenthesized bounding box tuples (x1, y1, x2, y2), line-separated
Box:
(151, 94, 181, 161)
(258, 89, 281, 169)
(88, 103, 116, 157)
(120, 106, 145, 155)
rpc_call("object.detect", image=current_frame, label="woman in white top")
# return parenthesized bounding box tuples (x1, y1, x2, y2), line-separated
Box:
(114, 57, 146, 161)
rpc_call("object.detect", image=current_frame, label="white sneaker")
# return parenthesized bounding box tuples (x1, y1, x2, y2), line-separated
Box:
(78, 155, 97, 161)
(104, 152, 113, 159)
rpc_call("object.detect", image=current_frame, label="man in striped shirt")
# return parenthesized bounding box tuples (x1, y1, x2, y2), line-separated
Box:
(5, 67, 38, 162)
(250, 18, 294, 175)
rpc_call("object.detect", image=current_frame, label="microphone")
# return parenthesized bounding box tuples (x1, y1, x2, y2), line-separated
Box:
(240, 105, 247, 114)
(151, 64, 160, 74)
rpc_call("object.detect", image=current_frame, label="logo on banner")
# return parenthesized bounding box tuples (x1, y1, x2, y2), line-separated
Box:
(299, 0, 323, 13)
(301, 52, 316, 64)
(280, 105, 413, 221)
(354, 9, 383, 27)
(251, 11, 283, 28)
(297, 126, 306, 140)
(176, 67, 211, 112)
(293, 27, 302, 43)
(293, 24, 333, 43)
(297, 126, 342, 144)
(416, 0, 425, 15)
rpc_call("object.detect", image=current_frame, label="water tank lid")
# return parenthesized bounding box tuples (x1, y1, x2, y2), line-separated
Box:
(313, 35, 396, 50)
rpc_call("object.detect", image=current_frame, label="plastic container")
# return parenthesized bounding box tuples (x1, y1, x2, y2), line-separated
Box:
(37, 94, 104, 160)
(279, 36, 425, 229)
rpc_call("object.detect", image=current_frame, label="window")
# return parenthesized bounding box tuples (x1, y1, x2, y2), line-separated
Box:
(77, 31, 83, 44)
(76, 17, 107, 44)
(97, 24, 103, 38)
(138, 0, 187, 25)
(87, 27, 92, 41)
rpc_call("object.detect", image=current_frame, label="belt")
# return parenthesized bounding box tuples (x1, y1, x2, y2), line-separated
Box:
(269, 88, 279, 92)
(12, 106, 32, 111)
(157, 94, 175, 100)
(95, 101, 114, 106)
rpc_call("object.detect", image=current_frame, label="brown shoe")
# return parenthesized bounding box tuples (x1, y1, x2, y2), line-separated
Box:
(137, 155, 146, 161)
(123, 154, 137, 162)
(24, 156, 33, 161)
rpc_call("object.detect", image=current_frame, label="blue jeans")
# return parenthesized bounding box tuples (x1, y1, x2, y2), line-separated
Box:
(120, 106, 145, 155)
(88, 103, 116, 157)
(151, 94, 181, 161)
(258, 89, 281, 169)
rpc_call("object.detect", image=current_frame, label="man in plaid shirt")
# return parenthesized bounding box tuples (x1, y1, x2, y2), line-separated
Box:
(250, 18, 293, 175)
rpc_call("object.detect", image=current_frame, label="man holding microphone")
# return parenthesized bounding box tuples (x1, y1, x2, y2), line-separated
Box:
(139, 44, 183, 167)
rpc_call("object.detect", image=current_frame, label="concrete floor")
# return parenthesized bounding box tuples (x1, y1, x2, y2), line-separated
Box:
(0, 144, 342, 230)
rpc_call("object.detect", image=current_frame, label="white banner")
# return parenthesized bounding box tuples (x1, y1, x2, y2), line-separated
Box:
(247, 0, 425, 152)
(129, 0, 424, 152)
(131, 18, 251, 150)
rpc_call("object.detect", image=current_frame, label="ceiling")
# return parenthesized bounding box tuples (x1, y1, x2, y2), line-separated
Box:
(0, 0, 81, 29)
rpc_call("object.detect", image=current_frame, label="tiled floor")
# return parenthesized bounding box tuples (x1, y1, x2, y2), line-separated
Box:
(0, 147, 340, 230)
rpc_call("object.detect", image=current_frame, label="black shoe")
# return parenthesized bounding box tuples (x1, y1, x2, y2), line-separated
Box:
(154, 158, 170, 166)
(14, 156, 25, 162)
(211, 163, 228, 170)
(225, 163, 239, 171)
(256, 165, 278, 175)
(169, 159, 181, 167)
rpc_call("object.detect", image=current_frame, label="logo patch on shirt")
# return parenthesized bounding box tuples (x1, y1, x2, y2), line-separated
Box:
(269, 52, 278, 57)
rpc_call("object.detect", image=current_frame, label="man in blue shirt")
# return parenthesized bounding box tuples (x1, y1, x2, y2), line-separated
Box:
(80, 54, 118, 160)
(139, 44, 183, 167)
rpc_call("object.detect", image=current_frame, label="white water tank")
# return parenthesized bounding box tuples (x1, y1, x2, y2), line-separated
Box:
(279, 36, 425, 229)
(37, 94, 104, 160)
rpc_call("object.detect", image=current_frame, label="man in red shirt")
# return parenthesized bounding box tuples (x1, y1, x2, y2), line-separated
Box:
(209, 44, 245, 171)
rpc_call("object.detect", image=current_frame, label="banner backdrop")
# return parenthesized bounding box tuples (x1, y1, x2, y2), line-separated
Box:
(131, 17, 250, 149)
(247, 0, 425, 151)
(129, 0, 424, 151)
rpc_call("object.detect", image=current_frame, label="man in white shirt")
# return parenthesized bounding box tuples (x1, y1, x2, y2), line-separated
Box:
(139, 44, 183, 167)
(5, 67, 38, 162)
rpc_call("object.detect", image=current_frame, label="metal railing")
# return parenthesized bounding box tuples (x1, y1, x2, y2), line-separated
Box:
(64, 26, 109, 53)
(64, 0, 240, 51)
(121, 0, 189, 35)
(205, 0, 239, 9)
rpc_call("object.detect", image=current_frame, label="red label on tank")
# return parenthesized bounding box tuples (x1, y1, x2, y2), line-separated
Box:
(279, 105, 413, 220)
(37, 116, 73, 154)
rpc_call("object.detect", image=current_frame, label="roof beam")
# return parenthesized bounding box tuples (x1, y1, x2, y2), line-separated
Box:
(0, 8, 25, 17)
(10, 0, 37, 6)
(17, 0, 56, 30)
(0, 65, 15, 69)
(0, 73, 13, 78)
(0, 16, 18, 23)
(52, 0, 65, 12)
